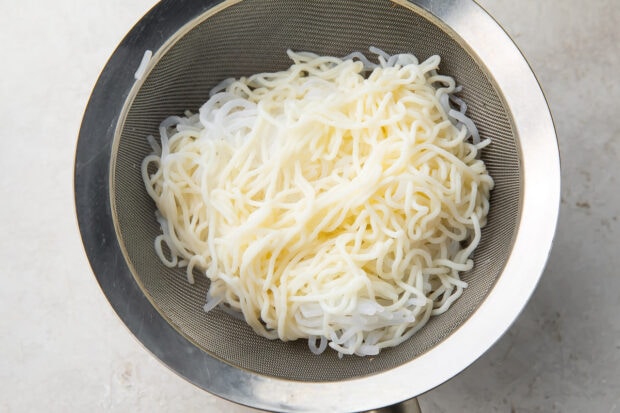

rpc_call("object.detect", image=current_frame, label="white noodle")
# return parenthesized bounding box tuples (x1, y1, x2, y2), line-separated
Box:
(142, 49, 494, 357)
(308, 335, 328, 354)
(449, 109, 481, 145)
(134, 49, 152, 80)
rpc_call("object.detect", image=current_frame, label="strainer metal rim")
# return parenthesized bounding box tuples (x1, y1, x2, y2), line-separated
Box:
(74, 0, 560, 411)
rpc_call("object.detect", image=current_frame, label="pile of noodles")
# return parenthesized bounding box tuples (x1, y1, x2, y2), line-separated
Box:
(142, 48, 493, 357)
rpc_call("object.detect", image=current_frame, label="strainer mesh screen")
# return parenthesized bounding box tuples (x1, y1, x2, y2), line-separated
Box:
(113, 0, 520, 382)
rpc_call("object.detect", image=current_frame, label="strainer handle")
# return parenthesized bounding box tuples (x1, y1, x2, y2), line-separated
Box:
(363, 397, 421, 413)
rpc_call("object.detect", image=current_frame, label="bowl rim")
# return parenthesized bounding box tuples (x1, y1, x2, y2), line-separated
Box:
(74, 0, 560, 411)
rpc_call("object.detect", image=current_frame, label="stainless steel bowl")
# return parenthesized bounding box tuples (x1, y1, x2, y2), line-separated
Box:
(75, 0, 560, 411)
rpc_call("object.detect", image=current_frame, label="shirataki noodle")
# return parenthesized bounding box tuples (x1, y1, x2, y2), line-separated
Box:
(141, 48, 494, 357)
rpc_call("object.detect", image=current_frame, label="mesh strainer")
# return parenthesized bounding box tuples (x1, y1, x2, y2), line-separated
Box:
(75, 0, 560, 411)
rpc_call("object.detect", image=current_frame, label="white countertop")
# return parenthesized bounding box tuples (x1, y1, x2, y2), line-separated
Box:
(1, 1, 618, 411)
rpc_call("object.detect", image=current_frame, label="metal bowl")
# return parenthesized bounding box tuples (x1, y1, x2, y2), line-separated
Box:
(75, 0, 560, 411)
